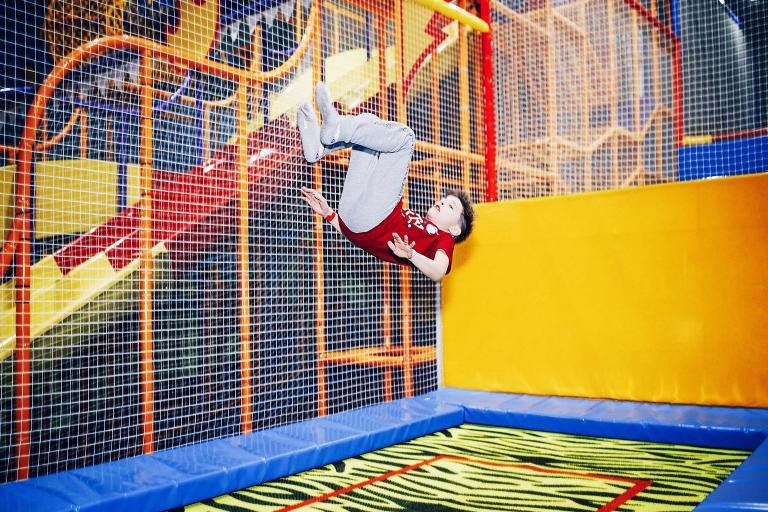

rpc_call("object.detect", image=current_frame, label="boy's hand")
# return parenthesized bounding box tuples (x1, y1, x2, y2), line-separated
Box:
(300, 187, 332, 217)
(388, 233, 415, 259)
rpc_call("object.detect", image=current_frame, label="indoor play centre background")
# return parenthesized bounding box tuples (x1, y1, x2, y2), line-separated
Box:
(0, 0, 766, 503)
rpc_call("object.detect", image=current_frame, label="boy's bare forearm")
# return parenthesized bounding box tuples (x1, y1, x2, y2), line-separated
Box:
(408, 250, 447, 282)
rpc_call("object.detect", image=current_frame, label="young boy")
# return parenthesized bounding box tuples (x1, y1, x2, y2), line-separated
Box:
(298, 83, 474, 282)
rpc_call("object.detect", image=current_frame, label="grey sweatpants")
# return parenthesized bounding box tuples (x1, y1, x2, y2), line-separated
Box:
(327, 113, 415, 233)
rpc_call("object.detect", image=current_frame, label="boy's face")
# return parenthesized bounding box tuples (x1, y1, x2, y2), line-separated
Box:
(426, 195, 463, 237)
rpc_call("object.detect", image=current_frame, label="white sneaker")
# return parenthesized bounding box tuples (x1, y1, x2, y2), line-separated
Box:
(316, 82, 341, 146)
(297, 102, 325, 163)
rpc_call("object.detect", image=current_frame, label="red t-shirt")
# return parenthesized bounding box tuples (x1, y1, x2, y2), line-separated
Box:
(338, 201, 455, 273)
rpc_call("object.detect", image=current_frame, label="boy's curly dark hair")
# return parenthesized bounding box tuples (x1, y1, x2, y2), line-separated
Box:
(446, 189, 475, 243)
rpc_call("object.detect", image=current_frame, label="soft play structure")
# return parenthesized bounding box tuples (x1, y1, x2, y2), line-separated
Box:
(0, 0, 766, 510)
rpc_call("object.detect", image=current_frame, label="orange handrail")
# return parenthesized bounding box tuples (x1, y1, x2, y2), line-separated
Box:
(35, 108, 82, 153)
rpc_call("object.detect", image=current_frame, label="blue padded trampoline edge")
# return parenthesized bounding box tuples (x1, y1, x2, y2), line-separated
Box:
(435, 388, 768, 512)
(0, 395, 464, 512)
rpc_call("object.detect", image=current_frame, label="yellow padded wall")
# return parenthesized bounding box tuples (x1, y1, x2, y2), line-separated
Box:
(442, 174, 768, 407)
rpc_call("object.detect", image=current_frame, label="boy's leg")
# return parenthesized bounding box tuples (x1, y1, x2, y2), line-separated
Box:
(316, 83, 414, 154)
(337, 126, 415, 233)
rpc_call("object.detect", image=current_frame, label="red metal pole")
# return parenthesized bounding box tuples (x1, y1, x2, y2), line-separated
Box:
(621, 0, 677, 41)
(479, 0, 497, 202)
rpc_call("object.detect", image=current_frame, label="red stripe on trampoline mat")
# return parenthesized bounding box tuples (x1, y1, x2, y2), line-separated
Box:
(598, 479, 653, 512)
(274, 453, 652, 511)
(275, 455, 446, 512)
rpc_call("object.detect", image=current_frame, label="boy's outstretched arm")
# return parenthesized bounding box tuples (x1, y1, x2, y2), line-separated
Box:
(388, 233, 449, 283)
(300, 187, 341, 233)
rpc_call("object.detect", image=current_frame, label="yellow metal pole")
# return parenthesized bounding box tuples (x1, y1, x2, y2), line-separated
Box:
(411, 0, 490, 32)
(138, 50, 155, 454)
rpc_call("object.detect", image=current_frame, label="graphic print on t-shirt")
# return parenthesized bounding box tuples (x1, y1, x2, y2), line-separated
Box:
(338, 201, 455, 272)
(403, 207, 440, 236)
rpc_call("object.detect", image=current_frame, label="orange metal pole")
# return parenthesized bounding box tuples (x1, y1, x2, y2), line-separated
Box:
(333, 8, 340, 54)
(296, 0, 303, 44)
(472, 38, 485, 184)
(415, 140, 484, 163)
(250, 24, 263, 121)
(80, 107, 88, 160)
(313, 0, 327, 416)
(377, 14, 393, 402)
(40, 115, 48, 162)
(608, 0, 619, 188)
(106, 112, 113, 161)
(579, 4, 592, 192)
(138, 51, 155, 454)
(432, 48, 442, 202)
(202, 109, 211, 161)
(458, 0, 471, 194)
(395, 0, 413, 398)
(546, 2, 559, 195)
(35, 108, 81, 153)
(236, 82, 254, 433)
(632, 9, 643, 185)
(652, 20, 663, 180)
(13, 142, 32, 480)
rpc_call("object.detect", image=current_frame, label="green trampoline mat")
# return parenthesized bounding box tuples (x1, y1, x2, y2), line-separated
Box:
(182, 423, 750, 511)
